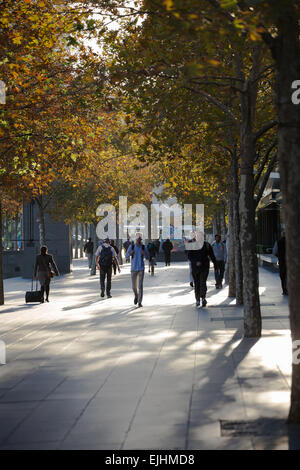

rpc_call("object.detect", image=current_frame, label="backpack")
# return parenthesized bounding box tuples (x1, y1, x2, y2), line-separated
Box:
(99, 245, 113, 267)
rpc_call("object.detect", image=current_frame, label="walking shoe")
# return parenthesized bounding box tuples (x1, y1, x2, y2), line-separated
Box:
(100, 289, 105, 297)
(202, 298, 207, 307)
(138, 303, 143, 308)
(196, 300, 200, 307)
(134, 296, 138, 305)
(45, 298, 49, 302)
(107, 293, 112, 298)
(190, 282, 194, 288)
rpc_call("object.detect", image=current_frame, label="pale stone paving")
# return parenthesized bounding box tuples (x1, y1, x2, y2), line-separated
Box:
(0, 258, 298, 449)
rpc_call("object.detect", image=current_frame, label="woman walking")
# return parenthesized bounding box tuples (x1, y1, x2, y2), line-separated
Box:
(34, 246, 59, 303)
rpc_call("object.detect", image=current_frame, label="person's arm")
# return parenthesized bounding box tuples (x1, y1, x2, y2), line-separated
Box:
(50, 256, 59, 276)
(95, 247, 100, 269)
(34, 256, 38, 279)
(113, 256, 121, 272)
(208, 244, 217, 267)
(170, 242, 173, 250)
(126, 244, 134, 258)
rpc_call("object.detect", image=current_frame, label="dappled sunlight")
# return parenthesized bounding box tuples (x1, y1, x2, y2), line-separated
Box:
(0, 259, 295, 449)
(259, 286, 267, 295)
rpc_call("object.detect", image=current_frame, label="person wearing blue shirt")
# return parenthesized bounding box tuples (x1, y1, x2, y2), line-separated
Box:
(126, 233, 149, 307)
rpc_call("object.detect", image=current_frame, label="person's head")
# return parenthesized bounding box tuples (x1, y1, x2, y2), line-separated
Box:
(40, 245, 48, 256)
(104, 237, 110, 244)
(281, 231, 285, 238)
(215, 234, 221, 243)
(88, 237, 91, 242)
(135, 233, 142, 245)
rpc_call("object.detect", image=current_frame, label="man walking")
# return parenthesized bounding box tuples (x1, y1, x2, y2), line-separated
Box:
(84, 237, 94, 269)
(162, 238, 173, 266)
(273, 231, 288, 295)
(187, 238, 217, 307)
(123, 238, 131, 263)
(126, 234, 149, 307)
(96, 237, 120, 298)
(110, 240, 119, 275)
(212, 234, 227, 289)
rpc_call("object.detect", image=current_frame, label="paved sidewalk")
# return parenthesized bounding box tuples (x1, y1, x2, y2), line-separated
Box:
(0, 258, 299, 450)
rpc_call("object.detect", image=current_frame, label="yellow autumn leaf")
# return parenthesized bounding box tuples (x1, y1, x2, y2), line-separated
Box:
(208, 60, 221, 67)
(163, 0, 174, 11)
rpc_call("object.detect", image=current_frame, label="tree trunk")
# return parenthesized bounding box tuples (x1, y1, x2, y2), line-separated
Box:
(90, 222, 98, 276)
(80, 223, 84, 258)
(237, 46, 262, 337)
(69, 223, 73, 264)
(4, 216, 9, 249)
(232, 150, 243, 305)
(14, 213, 18, 251)
(239, 136, 261, 337)
(227, 197, 236, 297)
(268, 4, 300, 423)
(0, 198, 4, 305)
(36, 197, 46, 246)
(213, 212, 220, 236)
(74, 222, 79, 259)
(220, 204, 226, 241)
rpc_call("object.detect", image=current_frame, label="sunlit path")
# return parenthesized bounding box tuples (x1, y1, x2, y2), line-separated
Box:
(0, 259, 296, 450)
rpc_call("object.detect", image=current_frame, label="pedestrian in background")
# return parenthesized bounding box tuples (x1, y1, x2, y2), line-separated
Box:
(162, 238, 173, 266)
(187, 239, 217, 307)
(84, 237, 94, 269)
(34, 246, 59, 303)
(110, 240, 119, 275)
(123, 238, 131, 263)
(273, 231, 288, 295)
(212, 234, 227, 289)
(96, 238, 120, 298)
(126, 233, 149, 307)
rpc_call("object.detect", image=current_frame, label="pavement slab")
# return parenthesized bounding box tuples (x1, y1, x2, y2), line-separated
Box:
(0, 258, 298, 449)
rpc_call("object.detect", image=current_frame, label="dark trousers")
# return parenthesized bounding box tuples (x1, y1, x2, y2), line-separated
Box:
(40, 279, 50, 300)
(113, 261, 117, 275)
(279, 260, 287, 294)
(192, 267, 209, 301)
(164, 251, 171, 265)
(214, 260, 225, 286)
(100, 265, 112, 294)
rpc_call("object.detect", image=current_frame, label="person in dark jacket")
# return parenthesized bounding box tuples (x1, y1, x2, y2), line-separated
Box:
(84, 237, 94, 268)
(162, 238, 173, 266)
(123, 238, 131, 262)
(34, 246, 59, 303)
(147, 240, 157, 273)
(187, 240, 217, 307)
(110, 240, 119, 275)
(273, 231, 288, 295)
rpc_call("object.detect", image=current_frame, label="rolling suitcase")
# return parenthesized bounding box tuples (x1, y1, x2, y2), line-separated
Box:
(25, 278, 43, 303)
